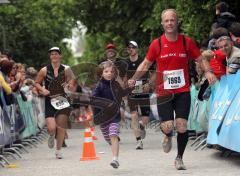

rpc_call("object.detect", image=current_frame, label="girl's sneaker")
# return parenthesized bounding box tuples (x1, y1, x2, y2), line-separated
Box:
(136, 140, 143, 150)
(55, 150, 63, 159)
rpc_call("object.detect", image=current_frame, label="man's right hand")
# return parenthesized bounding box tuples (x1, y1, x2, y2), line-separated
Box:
(128, 79, 136, 88)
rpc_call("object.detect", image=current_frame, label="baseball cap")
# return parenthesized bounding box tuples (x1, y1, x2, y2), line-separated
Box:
(128, 41, 138, 48)
(48, 47, 61, 54)
(106, 43, 116, 50)
(128, 40, 138, 48)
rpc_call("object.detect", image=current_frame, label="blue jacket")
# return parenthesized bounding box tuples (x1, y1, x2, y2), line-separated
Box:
(92, 78, 132, 124)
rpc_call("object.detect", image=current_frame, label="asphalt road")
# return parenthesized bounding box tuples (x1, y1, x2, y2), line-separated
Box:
(1, 126, 240, 176)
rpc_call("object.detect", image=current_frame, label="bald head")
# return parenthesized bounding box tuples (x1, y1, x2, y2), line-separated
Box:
(161, 9, 179, 35)
(161, 9, 178, 22)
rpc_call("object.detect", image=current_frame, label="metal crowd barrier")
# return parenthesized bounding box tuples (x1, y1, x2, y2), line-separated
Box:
(189, 71, 240, 155)
(0, 91, 47, 168)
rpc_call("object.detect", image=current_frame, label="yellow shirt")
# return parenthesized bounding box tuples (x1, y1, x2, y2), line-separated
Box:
(0, 74, 12, 95)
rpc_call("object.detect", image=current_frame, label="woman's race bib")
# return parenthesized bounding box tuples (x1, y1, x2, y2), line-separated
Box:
(50, 96, 70, 110)
(163, 69, 185, 89)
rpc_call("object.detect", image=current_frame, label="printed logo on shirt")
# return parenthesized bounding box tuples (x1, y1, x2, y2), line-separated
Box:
(179, 53, 187, 58)
(160, 53, 187, 59)
(160, 53, 177, 58)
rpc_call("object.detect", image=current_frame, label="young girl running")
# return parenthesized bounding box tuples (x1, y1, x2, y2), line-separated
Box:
(92, 60, 132, 169)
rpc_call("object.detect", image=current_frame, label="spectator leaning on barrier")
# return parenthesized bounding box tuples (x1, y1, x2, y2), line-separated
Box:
(217, 36, 240, 74)
(8, 63, 22, 92)
(0, 60, 13, 95)
(0, 59, 13, 107)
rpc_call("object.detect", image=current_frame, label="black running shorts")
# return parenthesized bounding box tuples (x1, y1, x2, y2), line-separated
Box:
(45, 97, 71, 118)
(157, 92, 191, 122)
(128, 94, 150, 116)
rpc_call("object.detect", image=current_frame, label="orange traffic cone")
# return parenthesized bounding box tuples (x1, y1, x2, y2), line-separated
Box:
(90, 126, 98, 140)
(80, 128, 99, 161)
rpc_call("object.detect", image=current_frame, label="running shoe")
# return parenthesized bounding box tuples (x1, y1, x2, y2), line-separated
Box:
(140, 123, 146, 139)
(55, 150, 63, 159)
(48, 135, 55, 149)
(162, 136, 172, 153)
(110, 160, 119, 169)
(136, 140, 143, 150)
(175, 157, 186, 170)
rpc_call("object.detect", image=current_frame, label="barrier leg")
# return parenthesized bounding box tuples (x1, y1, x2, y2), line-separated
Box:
(194, 138, 207, 151)
(3, 148, 22, 158)
(12, 144, 29, 153)
(190, 133, 205, 147)
(0, 155, 10, 165)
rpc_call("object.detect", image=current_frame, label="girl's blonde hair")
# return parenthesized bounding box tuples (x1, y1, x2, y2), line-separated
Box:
(96, 60, 118, 79)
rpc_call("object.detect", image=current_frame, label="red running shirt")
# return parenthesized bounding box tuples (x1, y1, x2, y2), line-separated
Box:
(146, 34, 201, 96)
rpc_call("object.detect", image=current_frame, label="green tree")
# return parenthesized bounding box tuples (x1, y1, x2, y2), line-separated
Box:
(75, 0, 218, 63)
(0, 0, 77, 68)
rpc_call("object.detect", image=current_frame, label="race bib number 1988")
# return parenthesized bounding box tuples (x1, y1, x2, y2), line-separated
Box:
(132, 80, 143, 94)
(163, 69, 185, 89)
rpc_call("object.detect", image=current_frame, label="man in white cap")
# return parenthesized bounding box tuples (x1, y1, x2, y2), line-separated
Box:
(125, 41, 153, 150)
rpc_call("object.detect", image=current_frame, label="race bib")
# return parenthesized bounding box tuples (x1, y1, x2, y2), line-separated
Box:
(163, 69, 185, 89)
(50, 96, 70, 110)
(132, 80, 143, 94)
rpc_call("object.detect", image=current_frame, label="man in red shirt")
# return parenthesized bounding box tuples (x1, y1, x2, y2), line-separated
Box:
(128, 9, 216, 170)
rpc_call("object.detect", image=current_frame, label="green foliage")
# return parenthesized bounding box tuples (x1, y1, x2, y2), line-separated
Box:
(1, 0, 239, 68)
(77, 0, 219, 63)
(176, 0, 217, 43)
(0, 0, 77, 68)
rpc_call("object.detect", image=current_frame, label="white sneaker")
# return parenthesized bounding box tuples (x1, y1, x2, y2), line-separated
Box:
(55, 150, 63, 159)
(175, 157, 186, 170)
(110, 160, 119, 169)
(136, 140, 143, 150)
(48, 135, 55, 149)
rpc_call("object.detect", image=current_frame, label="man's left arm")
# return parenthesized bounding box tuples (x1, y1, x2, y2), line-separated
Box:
(199, 54, 217, 84)
(188, 38, 217, 85)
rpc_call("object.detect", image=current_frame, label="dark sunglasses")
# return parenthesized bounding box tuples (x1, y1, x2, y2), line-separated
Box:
(128, 46, 137, 49)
